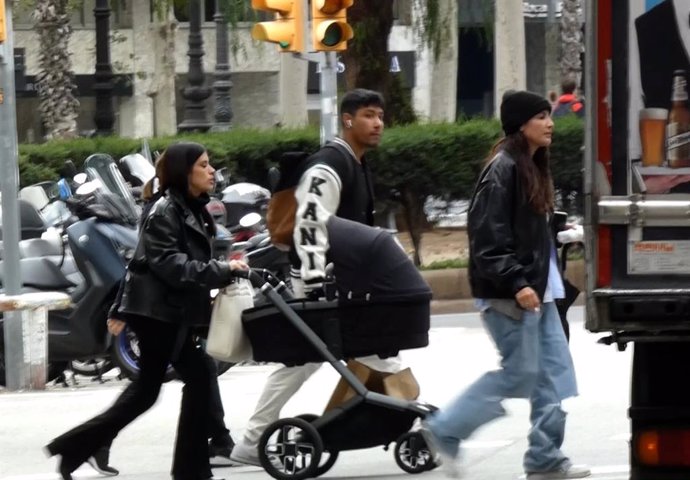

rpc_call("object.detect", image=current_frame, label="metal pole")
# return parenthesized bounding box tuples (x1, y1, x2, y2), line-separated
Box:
(93, 0, 115, 135)
(319, 51, 338, 145)
(0, 1, 26, 390)
(178, 0, 211, 132)
(211, 0, 233, 132)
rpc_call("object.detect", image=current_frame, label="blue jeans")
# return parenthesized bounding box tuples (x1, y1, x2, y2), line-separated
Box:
(426, 302, 578, 473)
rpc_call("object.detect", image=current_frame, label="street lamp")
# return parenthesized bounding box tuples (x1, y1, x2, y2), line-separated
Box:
(211, 0, 233, 131)
(93, 0, 115, 136)
(178, 0, 212, 132)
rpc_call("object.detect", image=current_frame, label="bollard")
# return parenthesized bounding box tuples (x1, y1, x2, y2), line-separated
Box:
(0, 292, 71, 390)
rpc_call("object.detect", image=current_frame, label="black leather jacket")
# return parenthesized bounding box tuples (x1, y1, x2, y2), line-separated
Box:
(468, 151, 552, 300)
(111, 190, 234, 325)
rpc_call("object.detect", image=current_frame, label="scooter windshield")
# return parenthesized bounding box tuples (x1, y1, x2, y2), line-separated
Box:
(120, 153, 155, 187)
(83, 153, 140, 224)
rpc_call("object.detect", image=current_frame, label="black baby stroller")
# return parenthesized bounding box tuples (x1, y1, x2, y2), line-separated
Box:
(238, 217, 438, 479)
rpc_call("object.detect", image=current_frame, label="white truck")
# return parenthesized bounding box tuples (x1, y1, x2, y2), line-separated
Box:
(584, 0, 690, 478)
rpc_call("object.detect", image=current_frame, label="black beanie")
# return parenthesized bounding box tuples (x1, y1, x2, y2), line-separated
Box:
(500, 90, 552, 135)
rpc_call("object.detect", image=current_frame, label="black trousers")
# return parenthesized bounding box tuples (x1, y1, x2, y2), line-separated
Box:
(47, 317, 213, 480)
(205, 353, 232, 446)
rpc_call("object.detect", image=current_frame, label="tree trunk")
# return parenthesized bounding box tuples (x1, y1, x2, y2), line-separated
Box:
(494, 0, 526, 115)
(33, 0, 80, 140)
(151, 12, 179, 136)
(342, 1, 399, 120)
(399, 186, 427, 267)
(429, 0, 458, 122)
(560, 0, 583, 86)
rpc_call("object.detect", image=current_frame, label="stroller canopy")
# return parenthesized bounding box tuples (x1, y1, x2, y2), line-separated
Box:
(326, 216, 432, 303)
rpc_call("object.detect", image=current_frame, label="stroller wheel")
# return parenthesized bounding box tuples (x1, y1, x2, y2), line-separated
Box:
(258, 417, 324, 480)
(295, 414, 339, 477)
(394, 431, 437, 474)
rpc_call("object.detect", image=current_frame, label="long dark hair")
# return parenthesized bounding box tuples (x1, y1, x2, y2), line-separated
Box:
(486, 132, 554, 214)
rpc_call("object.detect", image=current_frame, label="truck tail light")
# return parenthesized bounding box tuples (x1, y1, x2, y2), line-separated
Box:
(597, 226, 612, 287)
(636, 430, 690, 467)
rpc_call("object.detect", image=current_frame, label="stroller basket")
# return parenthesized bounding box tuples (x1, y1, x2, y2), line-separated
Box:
(242, 296, 430, 365)
(243, 216, 432, 365)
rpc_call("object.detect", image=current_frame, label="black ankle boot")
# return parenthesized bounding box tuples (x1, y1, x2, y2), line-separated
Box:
(87, 446, 120, 476)
(56, 454, 82, 480)
(44, 443, 86, 480)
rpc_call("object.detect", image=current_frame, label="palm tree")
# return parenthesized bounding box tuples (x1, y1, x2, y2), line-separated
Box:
(560, 0, 583, 85)
(32, 0, 80, 140)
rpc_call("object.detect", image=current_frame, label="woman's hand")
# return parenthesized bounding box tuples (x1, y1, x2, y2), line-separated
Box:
(107, 318, 126, 336)
(515, 286, 541, 312)
(229, 259, 249, 271)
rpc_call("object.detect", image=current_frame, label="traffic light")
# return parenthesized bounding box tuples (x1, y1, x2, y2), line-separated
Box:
(311, 0, 354, 51)
(251, 0, 304, 53)
(0, 0, 6, 43)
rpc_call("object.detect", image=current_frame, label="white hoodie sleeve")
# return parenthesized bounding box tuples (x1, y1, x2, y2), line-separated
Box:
(293, 163, 342, 286)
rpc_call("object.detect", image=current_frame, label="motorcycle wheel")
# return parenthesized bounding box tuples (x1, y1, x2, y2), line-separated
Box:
(69, 358, 114, 377)
(110, 325, 177, 382)
(111, 326, 235, 382)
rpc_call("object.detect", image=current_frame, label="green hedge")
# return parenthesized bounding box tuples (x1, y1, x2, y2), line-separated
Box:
(18, 117, 584, 208)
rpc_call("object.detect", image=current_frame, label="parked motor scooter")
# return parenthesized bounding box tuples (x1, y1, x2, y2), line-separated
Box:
(221, 180, 271, 230)
(0, 171, 139, 386)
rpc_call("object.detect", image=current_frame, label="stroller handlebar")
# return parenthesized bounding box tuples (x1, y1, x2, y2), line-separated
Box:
(232, 267, 294, 300)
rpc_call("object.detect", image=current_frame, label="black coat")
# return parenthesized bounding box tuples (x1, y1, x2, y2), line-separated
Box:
(307, 141, 375, 226)
(111, 190, 234, 325)
(467, 151, 552, 300)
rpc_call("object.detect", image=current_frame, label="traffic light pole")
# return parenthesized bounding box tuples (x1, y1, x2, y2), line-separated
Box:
(0, 0, 28, 390)
(319, 51, 339, 145)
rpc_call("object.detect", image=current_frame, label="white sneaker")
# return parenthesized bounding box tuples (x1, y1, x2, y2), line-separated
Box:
(526, 462, 591, 479)
(229, 440, 261, 467)
(419, 423, 462, 479)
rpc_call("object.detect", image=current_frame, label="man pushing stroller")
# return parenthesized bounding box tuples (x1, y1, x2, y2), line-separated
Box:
(230, 89, 407, 466)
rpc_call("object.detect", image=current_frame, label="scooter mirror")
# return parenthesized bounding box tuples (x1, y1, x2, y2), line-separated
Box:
(73, 173, 88, 185)
(239, 212, 262, 229)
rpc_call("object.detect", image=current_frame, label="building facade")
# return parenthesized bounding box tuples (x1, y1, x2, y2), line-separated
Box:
(12, 0, 573, 142)
(13, 0, 456, 142)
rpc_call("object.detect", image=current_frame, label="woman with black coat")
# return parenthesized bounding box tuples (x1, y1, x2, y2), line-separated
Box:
(420, 91, 590, 480)
(45, 142, 247, 480)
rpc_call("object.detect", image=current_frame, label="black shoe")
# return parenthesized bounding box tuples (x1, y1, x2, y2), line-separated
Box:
(43, 445, 81, 480)
(209, 442, 234, 467)
(87, 447, 119, 476)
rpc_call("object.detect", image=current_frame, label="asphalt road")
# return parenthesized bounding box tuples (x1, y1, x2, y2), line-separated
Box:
(0, 307, 633, 480)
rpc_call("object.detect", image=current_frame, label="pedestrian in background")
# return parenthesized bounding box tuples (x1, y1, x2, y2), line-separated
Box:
(45, 142, 247, 480)
(421, 90, 591, 480)
(552, 79, 584, 118)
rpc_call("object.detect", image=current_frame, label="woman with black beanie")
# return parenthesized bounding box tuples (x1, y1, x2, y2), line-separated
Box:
(421, 91, 591, 480)
(45, 142, 247, 480)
